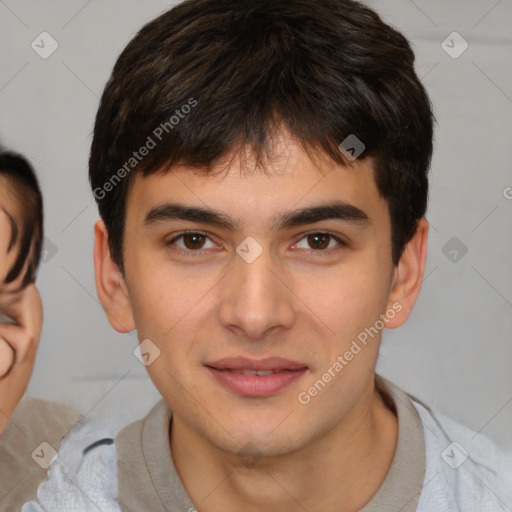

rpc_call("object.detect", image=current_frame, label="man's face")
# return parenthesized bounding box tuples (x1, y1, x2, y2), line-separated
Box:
(118, 134, 400, 457)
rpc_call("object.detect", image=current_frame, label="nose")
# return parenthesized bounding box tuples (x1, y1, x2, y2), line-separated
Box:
(217, 243, 296, 341)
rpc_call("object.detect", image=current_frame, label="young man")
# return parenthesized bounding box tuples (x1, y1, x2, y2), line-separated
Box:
(0, 151, 81, 510)
(24, 0, 512, 510)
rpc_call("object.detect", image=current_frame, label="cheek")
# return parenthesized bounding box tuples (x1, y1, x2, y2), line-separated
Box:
(128, 259, 209, 347)
(130, 277, 173, 337)
(301, 258, 390, 332)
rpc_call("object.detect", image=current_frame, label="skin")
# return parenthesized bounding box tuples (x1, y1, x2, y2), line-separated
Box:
(0, 177, 43, 435)
(95, 130, 428, 512)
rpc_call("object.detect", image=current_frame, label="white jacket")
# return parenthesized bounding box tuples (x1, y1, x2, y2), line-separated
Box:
(22, 397, 512, 512)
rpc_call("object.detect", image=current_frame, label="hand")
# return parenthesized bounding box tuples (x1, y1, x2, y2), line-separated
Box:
(0, 334, 15, 378)
(0, 284, 43, 435)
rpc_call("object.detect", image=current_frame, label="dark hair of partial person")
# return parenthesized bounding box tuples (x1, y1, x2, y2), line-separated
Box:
(0, 151, 44, 287)
(89, 0, 435, 273)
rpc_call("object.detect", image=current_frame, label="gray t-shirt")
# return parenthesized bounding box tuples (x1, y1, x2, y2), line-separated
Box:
(114, 375, 426, 511)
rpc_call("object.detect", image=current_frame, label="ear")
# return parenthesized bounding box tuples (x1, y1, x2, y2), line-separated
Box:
(385, 217, 429, 328)
(93, 219, 135, 333)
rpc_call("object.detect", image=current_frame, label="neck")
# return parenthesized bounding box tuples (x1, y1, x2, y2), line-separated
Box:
(170, 377, 398, 512)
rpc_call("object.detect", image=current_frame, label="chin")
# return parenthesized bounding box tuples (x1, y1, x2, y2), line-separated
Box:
(208, 414, 316, 459)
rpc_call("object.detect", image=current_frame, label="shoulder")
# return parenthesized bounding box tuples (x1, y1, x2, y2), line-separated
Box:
(20, 402, 167, 512)
(0, 396, 81, 510)
(6, 395, 81, 442)
(410, 397, 512, 511)
(21, 413, 123, 512)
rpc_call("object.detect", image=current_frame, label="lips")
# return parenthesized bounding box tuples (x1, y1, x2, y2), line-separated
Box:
(205, 356, 307, 372)
(205, 357, 308, 397)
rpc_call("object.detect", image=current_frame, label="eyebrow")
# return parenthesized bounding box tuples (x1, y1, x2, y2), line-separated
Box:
(144, 200, 370, 232)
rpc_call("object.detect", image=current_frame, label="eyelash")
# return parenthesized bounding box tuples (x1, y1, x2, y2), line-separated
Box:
(166, 230, 347, 257)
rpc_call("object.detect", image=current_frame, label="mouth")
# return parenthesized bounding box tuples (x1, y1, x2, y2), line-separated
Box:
(220, 369, 284, 376)
(205, 357, 308, 397)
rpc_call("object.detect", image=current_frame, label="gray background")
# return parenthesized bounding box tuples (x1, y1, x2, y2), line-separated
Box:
(1, 0, 511, 449)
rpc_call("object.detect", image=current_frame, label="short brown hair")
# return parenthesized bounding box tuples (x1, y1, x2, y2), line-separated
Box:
(89, 0, 435, 272)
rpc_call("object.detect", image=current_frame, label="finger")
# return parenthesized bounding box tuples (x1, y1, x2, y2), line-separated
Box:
(0, 336, 15, 379)
(0, 322, 34, 366)
(4, 284, 43, 346)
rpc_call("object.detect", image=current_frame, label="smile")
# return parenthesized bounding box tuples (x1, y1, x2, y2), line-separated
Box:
(204, 357, 308, 397)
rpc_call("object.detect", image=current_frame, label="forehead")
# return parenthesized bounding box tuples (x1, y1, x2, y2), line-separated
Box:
(125, 138, 388, 230)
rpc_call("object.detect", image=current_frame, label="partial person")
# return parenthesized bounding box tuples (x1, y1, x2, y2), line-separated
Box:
(0, 151, 80, 510)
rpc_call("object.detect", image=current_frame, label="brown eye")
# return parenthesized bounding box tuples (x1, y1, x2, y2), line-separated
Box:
(295, 232, 346, 254)
(166, 231, 217, 255)
(307, 233, 330, 250)
(181, 233, 206, 250)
